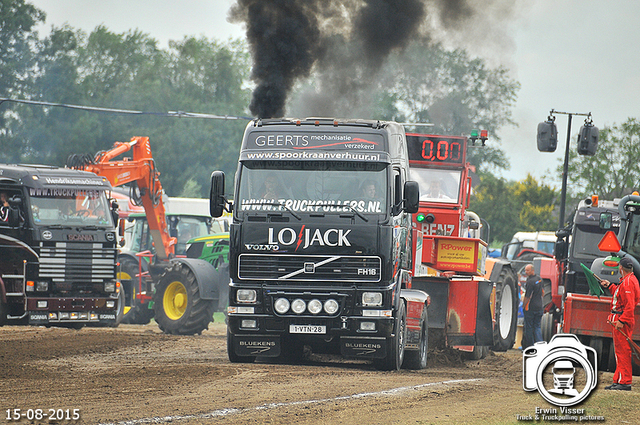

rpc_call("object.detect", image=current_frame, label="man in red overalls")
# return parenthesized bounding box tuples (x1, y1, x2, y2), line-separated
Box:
(601, 257, 640, 391)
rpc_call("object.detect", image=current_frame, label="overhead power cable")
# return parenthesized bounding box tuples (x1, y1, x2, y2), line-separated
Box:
(0, 97, 254, 120)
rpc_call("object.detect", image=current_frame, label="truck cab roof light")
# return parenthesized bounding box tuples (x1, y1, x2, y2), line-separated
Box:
(591, 195, 599, 207)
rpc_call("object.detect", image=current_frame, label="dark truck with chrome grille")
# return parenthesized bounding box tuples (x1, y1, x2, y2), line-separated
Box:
(210, 118, 430, 370)
(0, 164, 122, 327)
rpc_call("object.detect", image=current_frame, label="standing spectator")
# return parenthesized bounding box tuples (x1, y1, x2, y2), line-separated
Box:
(522, 264, 543, 349)
(601, 257, 640, 391)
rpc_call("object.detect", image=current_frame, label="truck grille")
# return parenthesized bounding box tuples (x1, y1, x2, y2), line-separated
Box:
(238, 254, 381, 282)
(39, 242, 117, 283)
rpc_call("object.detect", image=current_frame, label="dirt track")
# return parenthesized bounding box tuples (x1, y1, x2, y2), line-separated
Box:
(1, 321, 639, 425)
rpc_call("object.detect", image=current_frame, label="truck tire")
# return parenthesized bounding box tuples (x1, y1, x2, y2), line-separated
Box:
(541, 312, 554, 342)
(374, 301, 406, 371)
(607, 340, 616, 372)
(0, 301, 6, 326)
(492, 265, 518, 352)
(153, 262, 214, 335)
(112, 287, 125, 327)
(118, 257, 154, 325)
(227, 328, 256, 363)
(403, 305, 428, 369)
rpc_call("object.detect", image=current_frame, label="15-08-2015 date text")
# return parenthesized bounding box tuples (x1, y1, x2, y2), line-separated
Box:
(5, 408, 80, 421)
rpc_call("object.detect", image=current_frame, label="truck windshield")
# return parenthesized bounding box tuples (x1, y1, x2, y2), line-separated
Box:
(29, 190, 114, 227)
(625, 217, 640, 259)
(410, 168, 461, 204)
(572, 225, 612, 260)
(237, 161, 387, 215)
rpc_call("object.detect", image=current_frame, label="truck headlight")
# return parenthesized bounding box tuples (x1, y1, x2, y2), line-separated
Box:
(237, 289, 257, 303)
(36, 281, 49, 292)
(274, 298, 290, 314)
(291, 299, 306, 314)
(324, 299, 339, 315)
(307, 299, 322, 314)
(104, 282, 116, 292)
(362, 292, 383, 306)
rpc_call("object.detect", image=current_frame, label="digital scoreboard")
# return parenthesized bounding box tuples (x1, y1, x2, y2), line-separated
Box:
(406, 134, 467, 166)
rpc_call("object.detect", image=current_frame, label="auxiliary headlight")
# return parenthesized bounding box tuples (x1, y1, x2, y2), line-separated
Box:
(274, 297, 290, 314)
(237, 289, 257, 303)
(291, 298, 306, 314)
(324, 299, 339, 315)
(307, 299, 322, 314)
(362, 292, 383, 306)
(104, 282, 116, 293)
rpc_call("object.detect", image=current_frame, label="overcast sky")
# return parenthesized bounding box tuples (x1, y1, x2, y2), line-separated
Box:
(29, 0, 640, 184)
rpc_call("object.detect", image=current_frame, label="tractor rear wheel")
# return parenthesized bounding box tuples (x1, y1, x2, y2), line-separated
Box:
(153, 262, 214, 335)
(492, 265, 518, 352)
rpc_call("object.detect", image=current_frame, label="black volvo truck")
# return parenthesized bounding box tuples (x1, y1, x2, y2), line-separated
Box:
(210, 118, 430, 370)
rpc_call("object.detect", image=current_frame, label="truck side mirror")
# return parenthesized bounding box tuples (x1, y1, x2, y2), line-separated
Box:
(554, 239, 568, 260)
(403, 181, 419, 214)
(210, 171, 226, 218)
(110, 200, 119, 226)
(599, 212, 612, 230)
(537, 120, 558, 152)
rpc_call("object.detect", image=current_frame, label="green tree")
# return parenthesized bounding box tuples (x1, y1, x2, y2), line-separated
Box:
(0, 0, 45, 154)
(1, 26, 251, 198)
(0, 0, 44, 96)
(564, 117, 640, 200)
(471, 173, 558, 244)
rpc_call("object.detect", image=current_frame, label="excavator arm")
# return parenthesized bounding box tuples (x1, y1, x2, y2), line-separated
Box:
(75, 137, 176, 260)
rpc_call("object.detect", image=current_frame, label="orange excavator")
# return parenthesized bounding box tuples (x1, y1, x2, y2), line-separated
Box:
(69, 137, 223, 335)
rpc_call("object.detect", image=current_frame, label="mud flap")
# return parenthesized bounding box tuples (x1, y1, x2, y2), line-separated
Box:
(340, 337, 387, 358)
(475, 279, 494, 346)
(232, 335, 281, 357)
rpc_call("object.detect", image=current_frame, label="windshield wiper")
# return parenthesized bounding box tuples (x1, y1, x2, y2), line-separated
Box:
(314, 202, 369, 222)
(241, 201, 301, 220)
(43, 224, 73, 230)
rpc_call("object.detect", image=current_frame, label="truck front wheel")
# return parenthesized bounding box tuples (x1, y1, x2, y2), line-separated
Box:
(153, 263, 214, 335)
(374, 301, 407, 371)
(403, 305, 428, 369)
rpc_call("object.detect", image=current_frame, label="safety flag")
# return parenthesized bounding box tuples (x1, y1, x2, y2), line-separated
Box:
(580, 263, 604, 298)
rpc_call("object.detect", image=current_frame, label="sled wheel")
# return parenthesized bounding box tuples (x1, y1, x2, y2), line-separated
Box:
(492, 265, 518, 351)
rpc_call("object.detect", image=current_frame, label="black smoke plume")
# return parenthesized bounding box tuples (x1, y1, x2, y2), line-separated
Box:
(230, 0, 501, 119)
